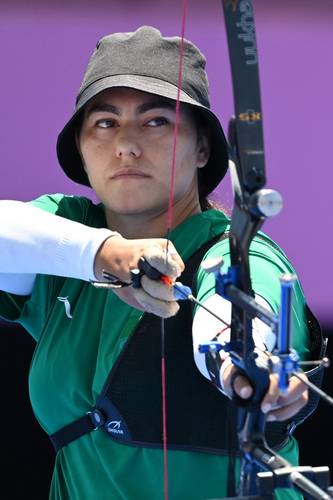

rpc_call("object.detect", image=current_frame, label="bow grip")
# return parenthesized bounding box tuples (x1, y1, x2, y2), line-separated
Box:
(230, 355, 270, 410)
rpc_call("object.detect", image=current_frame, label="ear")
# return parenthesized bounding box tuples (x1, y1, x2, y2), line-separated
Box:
(197, 133, 211, 169)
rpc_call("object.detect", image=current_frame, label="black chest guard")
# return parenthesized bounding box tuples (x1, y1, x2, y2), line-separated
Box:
(95, 234, 237, 455)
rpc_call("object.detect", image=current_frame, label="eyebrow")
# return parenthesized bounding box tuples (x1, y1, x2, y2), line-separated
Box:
(86, 98, 176, 117)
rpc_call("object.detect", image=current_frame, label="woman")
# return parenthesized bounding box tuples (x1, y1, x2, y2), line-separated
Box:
(0, 26, 311, 499)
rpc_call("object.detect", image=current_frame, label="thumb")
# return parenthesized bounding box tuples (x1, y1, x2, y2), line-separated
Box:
(233, 374, 253, 399)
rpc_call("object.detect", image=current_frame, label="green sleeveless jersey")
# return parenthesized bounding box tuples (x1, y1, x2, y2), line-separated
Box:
(0, 194, 309, 500)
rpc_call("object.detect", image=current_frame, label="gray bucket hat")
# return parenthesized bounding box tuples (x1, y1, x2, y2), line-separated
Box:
(56, 26, 229, 197)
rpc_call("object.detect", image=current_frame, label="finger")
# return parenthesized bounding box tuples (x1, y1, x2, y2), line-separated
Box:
(133, 287, 180, 318)
(261, 373, 281, 414)
(261, 375, 308, 414)
(276, 376, 308, 406)
(158, 239, 185, 272)
(140, 275, 176, 301)
(114, 288, 148, 312)
(143, 246, 183, 279)
(266, 392, 308, 422)
(233, 374, 253, 399)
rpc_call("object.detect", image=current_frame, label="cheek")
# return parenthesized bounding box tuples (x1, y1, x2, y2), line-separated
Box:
(176, 127, 199, 165)
(173, 145, 199, 190)
(177, 140, 199, 174)
(80, 139, 111, 172)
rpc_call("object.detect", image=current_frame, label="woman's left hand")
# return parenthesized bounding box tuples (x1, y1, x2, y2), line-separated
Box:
(223, 364, 309, 421)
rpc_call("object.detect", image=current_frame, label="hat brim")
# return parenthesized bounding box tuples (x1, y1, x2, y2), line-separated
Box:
(56, 75, 229, 197)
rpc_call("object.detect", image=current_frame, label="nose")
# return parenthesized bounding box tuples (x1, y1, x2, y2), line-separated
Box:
(115, 132, 142, 159)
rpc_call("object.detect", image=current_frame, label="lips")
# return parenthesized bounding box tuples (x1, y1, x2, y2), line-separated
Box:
(111, 168, 151, 179)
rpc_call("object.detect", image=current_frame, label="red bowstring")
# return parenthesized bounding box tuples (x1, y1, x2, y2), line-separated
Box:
(161, 324, 168, 500)
(162, 2, 189, 500)
(166, 0, 189, 232)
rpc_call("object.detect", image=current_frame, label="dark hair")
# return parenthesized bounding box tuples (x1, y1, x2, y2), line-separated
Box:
(199, 196, 231, 215)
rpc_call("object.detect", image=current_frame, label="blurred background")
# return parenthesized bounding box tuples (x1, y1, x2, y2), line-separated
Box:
(1, 0, 332, 497)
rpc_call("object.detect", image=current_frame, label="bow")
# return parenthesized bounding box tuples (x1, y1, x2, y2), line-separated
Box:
(218, 0, 290, 494)
(200, 1, 333, 497)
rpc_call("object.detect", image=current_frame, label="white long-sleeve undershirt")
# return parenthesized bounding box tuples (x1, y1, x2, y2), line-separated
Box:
(0, 200, 115, 295)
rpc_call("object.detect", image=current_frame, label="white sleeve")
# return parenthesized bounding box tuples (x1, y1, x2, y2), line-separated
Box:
(0, 273, 37, 296)
(192, 293, 276, 394)
(0, 200, 116, 295)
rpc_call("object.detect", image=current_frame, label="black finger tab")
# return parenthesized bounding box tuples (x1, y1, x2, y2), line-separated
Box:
(138, 257, 163, 281)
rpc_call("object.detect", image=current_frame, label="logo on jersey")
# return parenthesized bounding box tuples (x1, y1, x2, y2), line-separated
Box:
(57, 296, 73, 319)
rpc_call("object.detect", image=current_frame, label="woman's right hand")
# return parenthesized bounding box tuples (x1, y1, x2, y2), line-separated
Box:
(94, 235, 184, 318)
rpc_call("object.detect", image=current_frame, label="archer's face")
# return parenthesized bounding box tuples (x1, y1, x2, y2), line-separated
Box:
(77, 88, 209, 224)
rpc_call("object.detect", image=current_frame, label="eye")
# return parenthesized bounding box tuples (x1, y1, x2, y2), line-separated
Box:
(95, 118, 116, 129)
(146, 116, 169, 127)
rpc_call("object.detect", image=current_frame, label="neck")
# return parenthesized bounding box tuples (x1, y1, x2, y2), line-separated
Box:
(104, 195, 202, 239)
